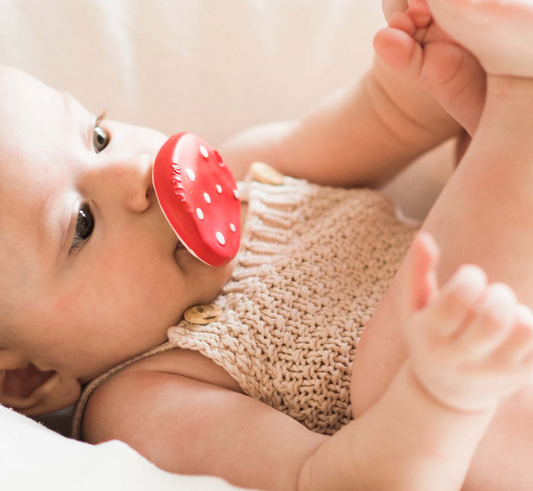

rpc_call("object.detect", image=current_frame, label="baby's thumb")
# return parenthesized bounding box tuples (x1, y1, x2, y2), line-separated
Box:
(407, 231, 440, 314)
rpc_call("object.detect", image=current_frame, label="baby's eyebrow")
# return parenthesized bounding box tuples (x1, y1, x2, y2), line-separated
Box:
(35, 91, 83, 266)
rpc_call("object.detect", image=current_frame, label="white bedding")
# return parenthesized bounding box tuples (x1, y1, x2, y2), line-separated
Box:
(0, 405, 249, 490)
(0, 1, 453, 489)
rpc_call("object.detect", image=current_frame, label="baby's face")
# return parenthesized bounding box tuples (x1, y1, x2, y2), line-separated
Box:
(0, 67, 234, 382)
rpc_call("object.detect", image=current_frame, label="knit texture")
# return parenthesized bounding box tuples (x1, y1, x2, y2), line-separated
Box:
(72, 176, 417, 439)
(167, 177, 417, 435)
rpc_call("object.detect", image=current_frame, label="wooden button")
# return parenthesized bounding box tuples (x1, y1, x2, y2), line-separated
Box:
(184, 304, 223, 324)
(250, 162, 284, 185)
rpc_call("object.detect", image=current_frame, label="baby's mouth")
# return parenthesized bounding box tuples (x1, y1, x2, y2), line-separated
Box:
(173, 239, 185, 266)
(174, 238, 185, 253)
(174, 237, 202, 265)
(174, 237, 194, 262)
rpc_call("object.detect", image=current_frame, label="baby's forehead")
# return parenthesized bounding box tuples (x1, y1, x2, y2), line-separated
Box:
(0, 67, 75, 181)
(0, 66, 46, 117)
(0, 65, 56, 99)
(0, 65, 65, 149)
(0, 67, 61, 275)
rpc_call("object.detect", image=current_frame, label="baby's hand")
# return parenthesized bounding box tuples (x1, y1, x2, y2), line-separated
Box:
(375, 0, 486, 137)
(403, 233, 533, 412)
(424, 0, 533, 79)
(382, 0, 431, 25)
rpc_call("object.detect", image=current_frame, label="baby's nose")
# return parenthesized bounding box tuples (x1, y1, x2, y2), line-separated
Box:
(114, 153, 154, 213)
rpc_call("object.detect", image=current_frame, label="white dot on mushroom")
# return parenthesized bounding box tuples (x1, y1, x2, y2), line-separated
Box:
(204, 193, 211, 204)
(200, 145, 209, 159)
(216, 232, 225, 245)
(186, 168, 196, 181)
(216, 185, 222, 194)
(196, 208, 204, 220)
(230, 223, 236, 232)
(233, 189, 239, 199)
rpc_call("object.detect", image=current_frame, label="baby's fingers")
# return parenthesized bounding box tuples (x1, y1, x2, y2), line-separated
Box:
(408, 0, 431, 14)
(493, 304, 533, 366)
(383, 0, 431, 27)
(454, 283, 517, 358)
(421, 265, 487, 338)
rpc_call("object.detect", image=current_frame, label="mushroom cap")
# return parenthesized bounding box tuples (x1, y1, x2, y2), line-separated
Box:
(153, 132, 241, 267)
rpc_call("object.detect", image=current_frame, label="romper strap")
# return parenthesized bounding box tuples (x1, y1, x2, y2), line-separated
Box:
(71, 341, 177, 440)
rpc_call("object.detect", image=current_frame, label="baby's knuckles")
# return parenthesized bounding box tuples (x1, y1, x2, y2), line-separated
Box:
(494, 306, 533, 367)
(403, 299, 515, 412)
(476, 283, 517, 329)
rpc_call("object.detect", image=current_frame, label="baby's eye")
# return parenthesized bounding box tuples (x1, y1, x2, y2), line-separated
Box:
(71, 203, 94, 252)
(93, 125, 110, 153)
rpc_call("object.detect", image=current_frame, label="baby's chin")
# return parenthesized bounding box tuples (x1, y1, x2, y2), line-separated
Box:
(184, 256, 237, 308)
(167, 248, 234, 327)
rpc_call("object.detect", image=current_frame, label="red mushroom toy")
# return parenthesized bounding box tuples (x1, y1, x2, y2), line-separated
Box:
(153, 132, 241, 267)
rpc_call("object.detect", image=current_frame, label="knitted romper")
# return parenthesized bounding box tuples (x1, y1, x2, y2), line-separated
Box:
(72, 175, 418, 439)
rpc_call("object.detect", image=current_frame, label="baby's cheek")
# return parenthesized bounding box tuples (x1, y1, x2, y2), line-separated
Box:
(52, 280, 89, 320)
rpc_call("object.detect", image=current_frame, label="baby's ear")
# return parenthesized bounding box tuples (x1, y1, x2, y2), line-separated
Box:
(0, 361, 81, 415)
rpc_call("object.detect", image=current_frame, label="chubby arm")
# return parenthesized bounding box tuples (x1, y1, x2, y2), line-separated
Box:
(84, 371, 326, 491)
(84, 366, 488, 491)
(221, 54, 462, 187)
(302, 363, 493, 491)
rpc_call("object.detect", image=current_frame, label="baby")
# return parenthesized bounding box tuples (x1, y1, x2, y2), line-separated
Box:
(1, 0, 533, 490)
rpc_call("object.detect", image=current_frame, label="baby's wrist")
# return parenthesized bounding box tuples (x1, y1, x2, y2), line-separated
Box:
(403, 361, 497, 418)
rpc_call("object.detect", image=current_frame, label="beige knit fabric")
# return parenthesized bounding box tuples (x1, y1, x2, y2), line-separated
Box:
(167, 177, 417, 435)
(72, 176, 417, 439)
